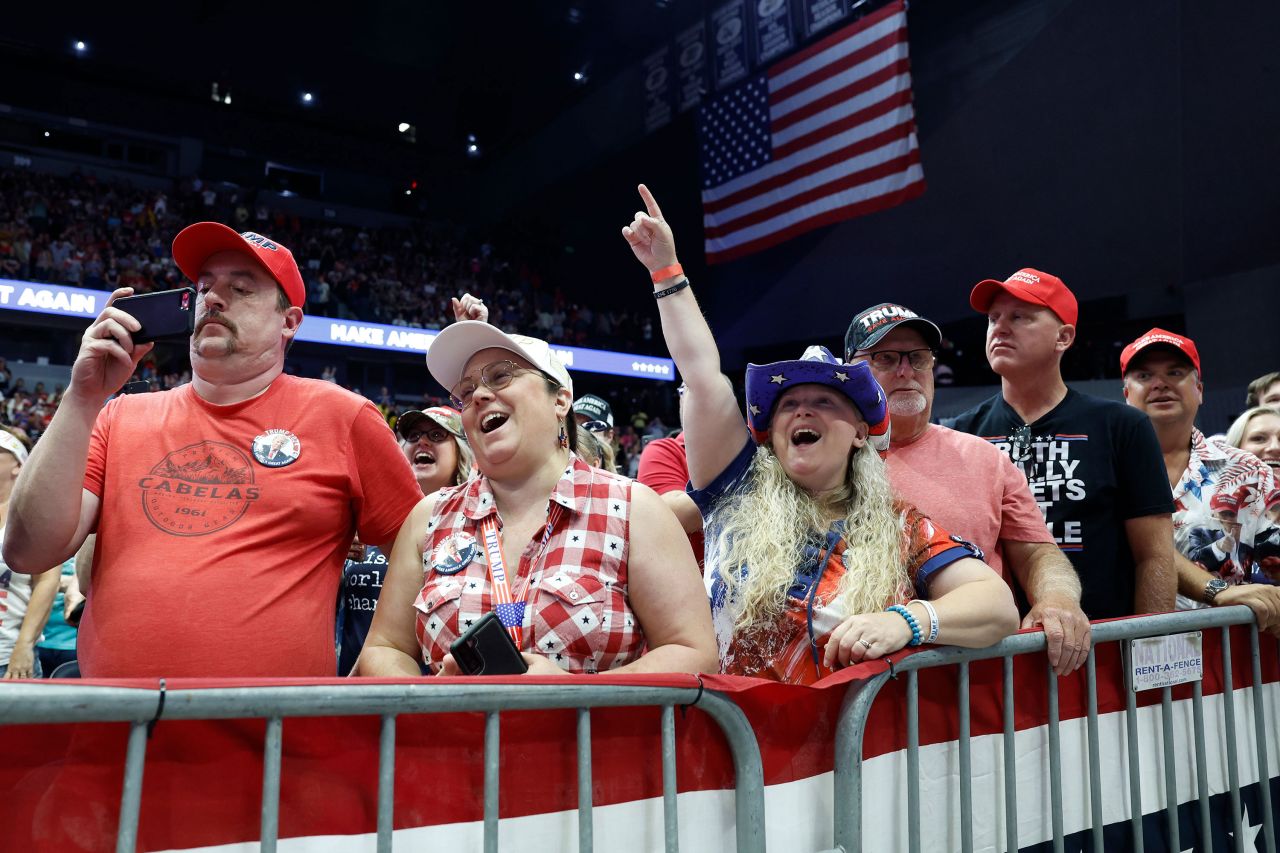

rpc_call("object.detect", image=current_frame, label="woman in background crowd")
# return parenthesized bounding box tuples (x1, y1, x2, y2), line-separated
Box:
(0, 427, 61, 678)
(621, 184, 1017, 684)
(1225, 406, 1280, 473)
(336, 294, 483, 675)
(357, 321, 714, 676)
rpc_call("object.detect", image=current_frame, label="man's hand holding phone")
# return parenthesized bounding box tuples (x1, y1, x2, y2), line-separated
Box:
(69, 287, 195, 406)
(68, 287, 157, 406)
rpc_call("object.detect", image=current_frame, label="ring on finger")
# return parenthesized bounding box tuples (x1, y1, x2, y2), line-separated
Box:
(860, 639, 873, 649)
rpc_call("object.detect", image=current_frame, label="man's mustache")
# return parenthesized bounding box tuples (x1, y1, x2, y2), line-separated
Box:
(195, 312, 237, 335)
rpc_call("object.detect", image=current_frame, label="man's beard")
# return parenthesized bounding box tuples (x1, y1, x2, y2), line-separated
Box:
(887, 390, 927, 416)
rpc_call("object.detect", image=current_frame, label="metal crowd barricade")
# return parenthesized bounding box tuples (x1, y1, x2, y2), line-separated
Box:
(0, 679, 766, 853)
(831, 606, 1276, 853)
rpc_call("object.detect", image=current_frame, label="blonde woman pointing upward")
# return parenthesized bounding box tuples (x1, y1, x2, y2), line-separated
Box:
(622, 184, 1017, 684)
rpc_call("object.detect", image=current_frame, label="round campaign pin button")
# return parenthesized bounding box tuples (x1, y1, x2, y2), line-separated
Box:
(431, 533, 478, 575)
(252, 429, 301, 468)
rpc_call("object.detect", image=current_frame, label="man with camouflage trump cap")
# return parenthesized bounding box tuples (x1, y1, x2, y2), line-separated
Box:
(2, 223, 421, 677)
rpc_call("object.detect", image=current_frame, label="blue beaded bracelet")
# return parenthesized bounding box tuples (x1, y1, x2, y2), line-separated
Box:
(886, 604, 923, 647)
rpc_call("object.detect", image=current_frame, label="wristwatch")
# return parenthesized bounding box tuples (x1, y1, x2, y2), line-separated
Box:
(1204, 577, 1229, 604)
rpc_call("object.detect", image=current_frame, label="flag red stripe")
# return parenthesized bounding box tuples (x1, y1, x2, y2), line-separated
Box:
(774, 85, 912, 160)
(705, 178, 926, 264)
(769, 29, 905, 109)
(771, 58, 912, 140)
(703, 144, 920, 238)
(703, 110, 914, 215)
(769, 0, 905, 78)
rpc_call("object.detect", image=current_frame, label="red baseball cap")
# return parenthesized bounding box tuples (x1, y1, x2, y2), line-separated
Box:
(172, 222, 306, 308)
(1119, 328, 1201, 376)
(1210, 491, 1240, 513)
(970, 268, 1078, 326)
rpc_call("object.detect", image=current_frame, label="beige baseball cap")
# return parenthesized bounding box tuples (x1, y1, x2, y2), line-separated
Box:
(426, 321, 573, 398)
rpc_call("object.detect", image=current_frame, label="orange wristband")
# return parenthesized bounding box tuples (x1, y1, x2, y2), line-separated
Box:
(650, 263, 683, 283)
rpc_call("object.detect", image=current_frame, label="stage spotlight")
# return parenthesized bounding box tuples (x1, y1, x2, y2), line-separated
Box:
(466, 134, 480, 158)
(398, 122, 411, 133)
(43, 131, 50, 138)
(73, 40, 87, 54)
(301, 92, 314, 105)
(223, 94, 232, 105)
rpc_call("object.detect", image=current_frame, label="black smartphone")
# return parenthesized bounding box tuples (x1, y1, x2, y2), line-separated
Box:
(114, 287, 196, 344)
(449, 611, 529, 675)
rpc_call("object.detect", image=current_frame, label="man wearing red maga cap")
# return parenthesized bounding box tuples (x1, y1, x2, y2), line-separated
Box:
(1120, 328, 1280, 629)
(946, 269, 1177, 620)
(1, 223, 423, 677)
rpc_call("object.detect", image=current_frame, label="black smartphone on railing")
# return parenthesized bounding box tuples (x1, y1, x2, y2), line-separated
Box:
(113, 287, 196, 344)
(449, 611, 529, 676)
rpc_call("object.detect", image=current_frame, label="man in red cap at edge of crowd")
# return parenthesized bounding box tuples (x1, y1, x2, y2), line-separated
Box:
(1120, 328, 1280, 631)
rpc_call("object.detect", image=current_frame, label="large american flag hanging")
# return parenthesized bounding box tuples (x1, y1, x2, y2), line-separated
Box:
(697, 1, 924, 264)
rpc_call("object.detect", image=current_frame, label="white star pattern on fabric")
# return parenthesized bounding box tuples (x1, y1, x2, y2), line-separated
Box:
(749, 404, 761, 415)
(770, 374, 787, 385)
(834, 371, 849, 382)
(1230, 803, 1263, 850)
(697, 73, 771, 190)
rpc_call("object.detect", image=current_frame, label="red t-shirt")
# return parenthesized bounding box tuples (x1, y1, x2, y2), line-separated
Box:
(80, 375, 422, 677)
(636, 433, 704, 566)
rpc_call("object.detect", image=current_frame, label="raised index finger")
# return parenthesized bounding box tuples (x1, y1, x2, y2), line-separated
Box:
(637, 183, 664, 220)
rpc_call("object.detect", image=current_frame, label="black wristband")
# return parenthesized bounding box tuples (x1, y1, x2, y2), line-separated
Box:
(654, 277, 690, 299)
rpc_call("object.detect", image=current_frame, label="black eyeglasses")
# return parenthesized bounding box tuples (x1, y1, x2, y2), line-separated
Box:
(1010, 424, 1042, 482)
(402, 426, 451, 445)
(853, 348, 937, 372)
(450, 360, 542, 409)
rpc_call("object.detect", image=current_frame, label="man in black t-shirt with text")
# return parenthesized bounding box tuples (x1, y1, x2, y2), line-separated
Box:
(945, 269, 1176, 620)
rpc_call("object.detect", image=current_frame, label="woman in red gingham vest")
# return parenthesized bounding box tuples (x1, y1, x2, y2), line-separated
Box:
(356, 320, 716, 677)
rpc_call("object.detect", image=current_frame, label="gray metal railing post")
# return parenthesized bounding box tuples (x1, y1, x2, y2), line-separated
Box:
(1124, 650, 1144, 853)
(1249, 625, 1276, 853)
(484, 711, 500, 853)
(906, 670, 920, 853)
(1002, 656, 1018, 853)
(577, 707, 594, 853)
(661, 704, 679, 853)
(377, 714, 396, 853)
(1223, 627, 1244, 853)
(115, 721, 149, 853)
(833, 670, 894, 853)
(958, 661, 973, 853)
(1159, 687, 1179, 851)
(1046, 662, 1063, 853)
(693, 689, 767, 853)
(261, 716, 283, 853)
(1192, 680, 1212, 853)
(1085, 648, 1103, 853)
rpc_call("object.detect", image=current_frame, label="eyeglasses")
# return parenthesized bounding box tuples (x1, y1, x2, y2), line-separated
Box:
(450, 360, 543, 409)
(1010, 424, 1042, 482)
(402, 426, 451, 445)
(854, 348, 937, 372)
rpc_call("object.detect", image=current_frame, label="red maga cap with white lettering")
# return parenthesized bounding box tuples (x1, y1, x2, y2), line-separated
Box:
(172, 222, 306, 308)
(970, 268, 1077, 326)
(1119, 328, 1201, 377)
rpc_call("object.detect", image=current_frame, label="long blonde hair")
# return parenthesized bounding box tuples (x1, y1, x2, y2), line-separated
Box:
(708, 442, 910, 634)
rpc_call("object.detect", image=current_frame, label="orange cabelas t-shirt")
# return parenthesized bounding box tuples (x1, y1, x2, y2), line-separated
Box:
(81, 374, 422, 677)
